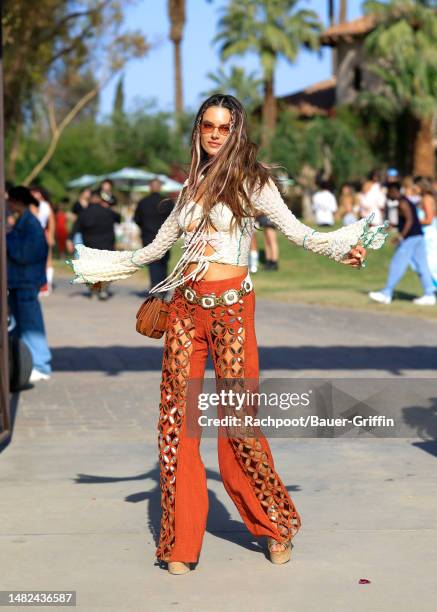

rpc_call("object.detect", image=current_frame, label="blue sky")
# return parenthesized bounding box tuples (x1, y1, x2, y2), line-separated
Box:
(99, 0, 364, 117)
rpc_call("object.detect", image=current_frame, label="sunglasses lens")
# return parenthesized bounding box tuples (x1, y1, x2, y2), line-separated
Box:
(200, 122, 230, 135)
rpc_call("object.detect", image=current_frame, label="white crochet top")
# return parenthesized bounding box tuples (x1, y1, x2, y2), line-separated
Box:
(67, 179, 389, 289)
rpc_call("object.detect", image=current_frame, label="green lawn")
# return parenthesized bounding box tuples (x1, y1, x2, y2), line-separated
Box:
(56, 228, 437, 320)
(252, 230, 437, 320)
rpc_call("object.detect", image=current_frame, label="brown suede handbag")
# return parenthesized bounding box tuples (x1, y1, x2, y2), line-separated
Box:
(135, 205, 205, 339)
(136, 295, 170, 339)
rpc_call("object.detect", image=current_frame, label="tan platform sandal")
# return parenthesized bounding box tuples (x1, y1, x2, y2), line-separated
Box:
(167, 561, 191, 575)
(267, 538, 293, 565)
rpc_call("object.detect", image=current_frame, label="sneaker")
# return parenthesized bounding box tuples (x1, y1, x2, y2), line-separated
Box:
(413, 294, 436, 306)
(29, 369, 51, 382)
(265, 260, 279, 271)
(368, 291, 392, 304)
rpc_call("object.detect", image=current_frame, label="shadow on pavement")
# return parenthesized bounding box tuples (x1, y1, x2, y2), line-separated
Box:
(51, 344, 437, 376)
(73, 465, 301, 555)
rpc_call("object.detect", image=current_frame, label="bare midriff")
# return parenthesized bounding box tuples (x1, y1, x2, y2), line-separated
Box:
(183, 209, 248, 281)
(184, 260, 248, 281)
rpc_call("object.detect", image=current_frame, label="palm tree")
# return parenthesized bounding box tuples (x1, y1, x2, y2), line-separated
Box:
(328, 0, 335, 25)
(363, 0, 437, 177)
(201, 66, 263, 112)
(339, 0, 347, 22)
(168, 0, 213, 127)
(168, 0, 186, 118)
(214, 0, 321, 150)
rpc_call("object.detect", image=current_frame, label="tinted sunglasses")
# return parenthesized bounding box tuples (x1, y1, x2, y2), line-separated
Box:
(200, 120, 231, 136)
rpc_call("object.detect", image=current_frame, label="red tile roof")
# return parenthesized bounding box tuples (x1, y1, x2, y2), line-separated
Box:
(278, 78, 336, 117)
(321, 15, 376, 45)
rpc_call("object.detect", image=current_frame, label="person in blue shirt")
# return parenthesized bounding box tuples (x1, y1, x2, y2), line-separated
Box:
(7, 186, 52, 381)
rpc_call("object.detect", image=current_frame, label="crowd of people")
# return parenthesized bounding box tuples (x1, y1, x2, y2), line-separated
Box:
(4, 169, 437, 383)
(246, 169, 437, 296)
(308, 169, 437, 305)
(4, 179, 122, 382)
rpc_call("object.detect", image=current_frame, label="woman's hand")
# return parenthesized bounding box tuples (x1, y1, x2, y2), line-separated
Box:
(341, 244, 366, 268)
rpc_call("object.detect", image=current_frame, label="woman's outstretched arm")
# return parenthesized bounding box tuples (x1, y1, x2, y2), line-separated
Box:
(252, 179, 389, 265)
(67, 200, 182, 285)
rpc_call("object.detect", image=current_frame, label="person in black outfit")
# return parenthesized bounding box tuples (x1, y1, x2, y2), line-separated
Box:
(71, 187, 91, 218)
(133, 179, 174, 297)
(71, 190, 121, 299)
(369, 182, 435, 305)
(99, 178, 117, 207)
(73, 190, 121, 250)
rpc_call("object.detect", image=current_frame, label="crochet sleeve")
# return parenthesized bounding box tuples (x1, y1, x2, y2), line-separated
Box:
(253, 179, 389, 264)
(67, 200, 182, 285)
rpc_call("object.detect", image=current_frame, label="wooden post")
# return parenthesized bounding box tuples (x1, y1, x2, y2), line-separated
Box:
(0, 2, 11, 442)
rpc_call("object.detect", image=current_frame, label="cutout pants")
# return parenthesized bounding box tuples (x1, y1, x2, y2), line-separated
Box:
(155, 271, 301, 563)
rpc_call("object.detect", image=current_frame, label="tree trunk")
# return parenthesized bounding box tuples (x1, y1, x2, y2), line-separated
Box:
(328, 0, 334, 26)
(174, 39, 183, 116)
(6, 118, 23, 181)
(168, 0, 185, 125)
(413, 116, 435, 178)
(23, 83, 102, 185)
(261, 74, 276, 151)
(339, 0, 347, 23)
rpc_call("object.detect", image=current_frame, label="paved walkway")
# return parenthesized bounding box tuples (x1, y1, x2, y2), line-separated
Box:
(1, 277, 437, 611)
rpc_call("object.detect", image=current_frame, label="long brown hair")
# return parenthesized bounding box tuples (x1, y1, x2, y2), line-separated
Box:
(177, 94, 276, 233)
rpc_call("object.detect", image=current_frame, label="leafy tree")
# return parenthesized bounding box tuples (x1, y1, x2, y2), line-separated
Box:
(113, 75, 125, 117)
(3, 0, 109, 175)
(12, 104, 192, 200)
(201, 66, 263, 112)
(214, 0, 321, 149)
(362, 0, 437, 176)
(3, 0, 148, 180)
(270, 110, 375, 186)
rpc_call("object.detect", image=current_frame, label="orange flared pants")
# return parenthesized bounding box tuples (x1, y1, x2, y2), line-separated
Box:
(155, 271, 301, 563)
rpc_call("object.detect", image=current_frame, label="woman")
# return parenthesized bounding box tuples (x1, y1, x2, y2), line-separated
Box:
(67, 187, 91, 253)
(255, 212, 280, 270)
(416, 178, 437, 289)
(336, 183, 359, 226)
(358, 170, 386, 227)
(67, 95, 388, 575)
(54, 199, 69, 259)
(311, 179, 338, 227)
(29, 185, 56, 296)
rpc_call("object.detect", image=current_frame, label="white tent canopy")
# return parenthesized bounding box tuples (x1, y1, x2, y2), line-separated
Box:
(67, 168, 184, 193)
(106, 167, 156, 182)
(66, 174, 104, 189)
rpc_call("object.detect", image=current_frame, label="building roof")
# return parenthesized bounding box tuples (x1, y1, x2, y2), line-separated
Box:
(320, 15, 376, 45)
(278, 78, 336, 117)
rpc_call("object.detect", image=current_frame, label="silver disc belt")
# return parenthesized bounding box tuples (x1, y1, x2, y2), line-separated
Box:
(178, 273, 253, 309)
